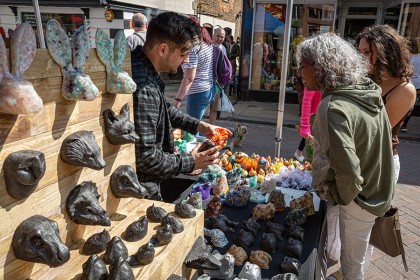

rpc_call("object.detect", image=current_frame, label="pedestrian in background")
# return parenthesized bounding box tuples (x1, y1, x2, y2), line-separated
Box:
(227, 34, 240, 97)
(173, 17, 214, 122)
(297, 33, 395, 280)
(126, 12, 148, 51)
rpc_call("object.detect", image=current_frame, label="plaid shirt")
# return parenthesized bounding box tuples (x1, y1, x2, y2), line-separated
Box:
(131, 48, 199, 195)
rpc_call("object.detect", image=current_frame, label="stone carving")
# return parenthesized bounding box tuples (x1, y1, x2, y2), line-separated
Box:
(4, 150, 45, 200)
(283, 238, 303, 259)
(237, 261, 261, 280)
(0, 22, 43, 115)
(67, 181, 111, 226)
(242, 217, 260, 237)
(103, 104, 139, 145)
(252, 203, 276, 221)
(174, 201, 196, 218)
(82, 229, 110, 255)
(260, 233, 277, 254)
(266, 222, 286, 240)
(146, 203, 168, 222)
(161, 214, 184, 234)
(279, 256, 301, 276)
(60, 130, 106, 170)
(151, 224, 173, 246)
(204, 228, 228, 248)
(95, 29, 137, 94)
(250, 250, 272, 269)
(81, 254, 108, 280)
(46, 19, 99, 101)
(227, 244, 248, 266)
(234, 229, 255, 249)
(204, 214, 239, 234)
(108, 257, 134, 280)
(103, 236, 128, 265)
(110, 165, 146, 199)
(203, 252, 235, 279)
(122, 216, 148, 242)
(184, 236, 221, 270)
(127, 240, 155, 266)
(12, 215, 70, 267)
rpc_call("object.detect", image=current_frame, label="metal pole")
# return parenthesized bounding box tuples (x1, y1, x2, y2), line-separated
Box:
(32, 0, 45, 48)
(275, 0, 294, 158)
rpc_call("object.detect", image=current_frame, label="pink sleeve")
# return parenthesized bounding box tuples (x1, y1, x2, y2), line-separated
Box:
(300, 88, 316, 137)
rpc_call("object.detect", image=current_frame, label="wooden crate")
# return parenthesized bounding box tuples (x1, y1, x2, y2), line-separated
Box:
(0, 49, 203, 280)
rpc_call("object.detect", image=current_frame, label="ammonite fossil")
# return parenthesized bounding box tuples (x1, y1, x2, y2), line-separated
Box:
(250, 250, 272, 270)
(227, 244, 248, 266)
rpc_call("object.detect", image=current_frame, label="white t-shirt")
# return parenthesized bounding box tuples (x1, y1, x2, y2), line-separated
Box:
(411, 54, 420, 90)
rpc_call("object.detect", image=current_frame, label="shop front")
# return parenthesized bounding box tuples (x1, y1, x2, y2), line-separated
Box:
(239, 0, 420, 114)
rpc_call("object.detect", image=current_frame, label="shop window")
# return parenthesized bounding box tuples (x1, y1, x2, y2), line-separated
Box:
(21, 12, 84, 48)
(400, 3, 420, 39)
(250, 3, 334, 91)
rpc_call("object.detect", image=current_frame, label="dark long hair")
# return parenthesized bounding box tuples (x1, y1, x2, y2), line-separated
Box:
(189, 16, 212, 45)
(356, 24, 413, 82)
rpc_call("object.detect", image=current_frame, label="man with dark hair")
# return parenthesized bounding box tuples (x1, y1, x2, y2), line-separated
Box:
(131, 12, 231, 200)
(126, 13, 148, 51)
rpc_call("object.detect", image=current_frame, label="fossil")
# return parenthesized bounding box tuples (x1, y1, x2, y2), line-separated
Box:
(4, 150, 46, 200)
(103, 236, 128, 265)
(127, 240, 155, 266)
(250, 250, 272, 270)
(260, 233, 277, 254)
(60, 130, 106, 170)
(122, 216, 148, 242)
(66, 181, 111, 226)
(242, 217, 260, 237)
(103, 104, 139, 145)
(151, 224, 173, 246)
(279, 256, 301, 276)
(161, 214, 184, 234)
(82, 229, 110, 255)
(12, 215, 70, 267)
(234, 229, 255, 249)
(110, 165, 147, 199)
(175, 201, 196, 218)
(108, 257, 134, 280)
(184, 236, 221, 270)
(283, 238, 303, 259)
(146, 203, 168, 222)
(227, 244, 248, 266)
(81, 254, 108, 280)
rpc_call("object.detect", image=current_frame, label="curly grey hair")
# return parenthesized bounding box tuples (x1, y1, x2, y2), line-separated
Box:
(296, 33, 369, 92)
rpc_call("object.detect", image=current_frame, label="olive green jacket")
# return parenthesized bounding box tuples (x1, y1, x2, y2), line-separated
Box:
(311, 77, 395, 216)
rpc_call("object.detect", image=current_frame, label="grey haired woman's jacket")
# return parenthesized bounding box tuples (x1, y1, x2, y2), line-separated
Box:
(311, 77, 395, 217)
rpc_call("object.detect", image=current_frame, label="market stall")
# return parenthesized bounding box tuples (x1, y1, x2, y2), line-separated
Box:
(0, 22, 202, 279)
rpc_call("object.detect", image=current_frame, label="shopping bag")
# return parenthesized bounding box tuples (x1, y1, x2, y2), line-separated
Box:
(369, 206, 408, 271)
(220, 90, 234, 113)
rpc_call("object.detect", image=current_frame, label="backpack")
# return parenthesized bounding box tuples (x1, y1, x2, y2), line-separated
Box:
(213, 46, 232, 87)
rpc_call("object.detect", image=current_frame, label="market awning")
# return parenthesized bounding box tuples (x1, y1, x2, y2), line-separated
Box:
(0, 0, 100, 7)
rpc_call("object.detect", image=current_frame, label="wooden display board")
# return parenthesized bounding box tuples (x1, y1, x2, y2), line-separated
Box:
(0, 49, 203, 279)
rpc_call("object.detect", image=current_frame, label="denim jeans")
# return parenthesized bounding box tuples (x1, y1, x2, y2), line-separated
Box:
(186, 85, 215, 120)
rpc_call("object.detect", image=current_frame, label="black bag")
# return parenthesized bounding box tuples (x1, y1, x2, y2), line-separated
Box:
(369, 206, 408, 272)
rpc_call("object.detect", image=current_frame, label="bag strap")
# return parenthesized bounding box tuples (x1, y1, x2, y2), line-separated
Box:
(133, 32, 145, 44)
(395, 213, 409, 272)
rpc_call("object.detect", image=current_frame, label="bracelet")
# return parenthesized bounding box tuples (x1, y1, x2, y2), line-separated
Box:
(174, 97, 182, 102)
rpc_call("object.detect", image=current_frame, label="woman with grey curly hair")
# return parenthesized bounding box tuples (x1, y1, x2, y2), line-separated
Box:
(297, 33, 395, 280)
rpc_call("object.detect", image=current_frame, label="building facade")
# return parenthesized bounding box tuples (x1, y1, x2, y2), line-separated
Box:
(239, 0, 420, 113)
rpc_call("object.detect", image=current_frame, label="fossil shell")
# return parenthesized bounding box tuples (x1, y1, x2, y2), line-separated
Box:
(250, 250, 272, 269)
(227, 244, 248, 266)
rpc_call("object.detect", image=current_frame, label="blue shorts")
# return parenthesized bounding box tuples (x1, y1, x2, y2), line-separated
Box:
(186, 85, 215, 120)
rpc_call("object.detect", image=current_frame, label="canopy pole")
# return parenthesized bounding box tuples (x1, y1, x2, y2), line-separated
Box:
(32, 0, 45, 48)
(275, 0, 294, 158)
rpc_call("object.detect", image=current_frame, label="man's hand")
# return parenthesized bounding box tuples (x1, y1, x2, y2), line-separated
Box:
(197, 121, 233, 139)
(190, 144, 220, 170)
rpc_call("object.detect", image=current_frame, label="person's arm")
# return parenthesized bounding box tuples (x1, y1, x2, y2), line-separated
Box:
(300, 88, 316, 137)
(173, 67, 196, 108)
(325, 109, 363, 205)
(135, 87, 197, 179)
(384, 83, 416, 127)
